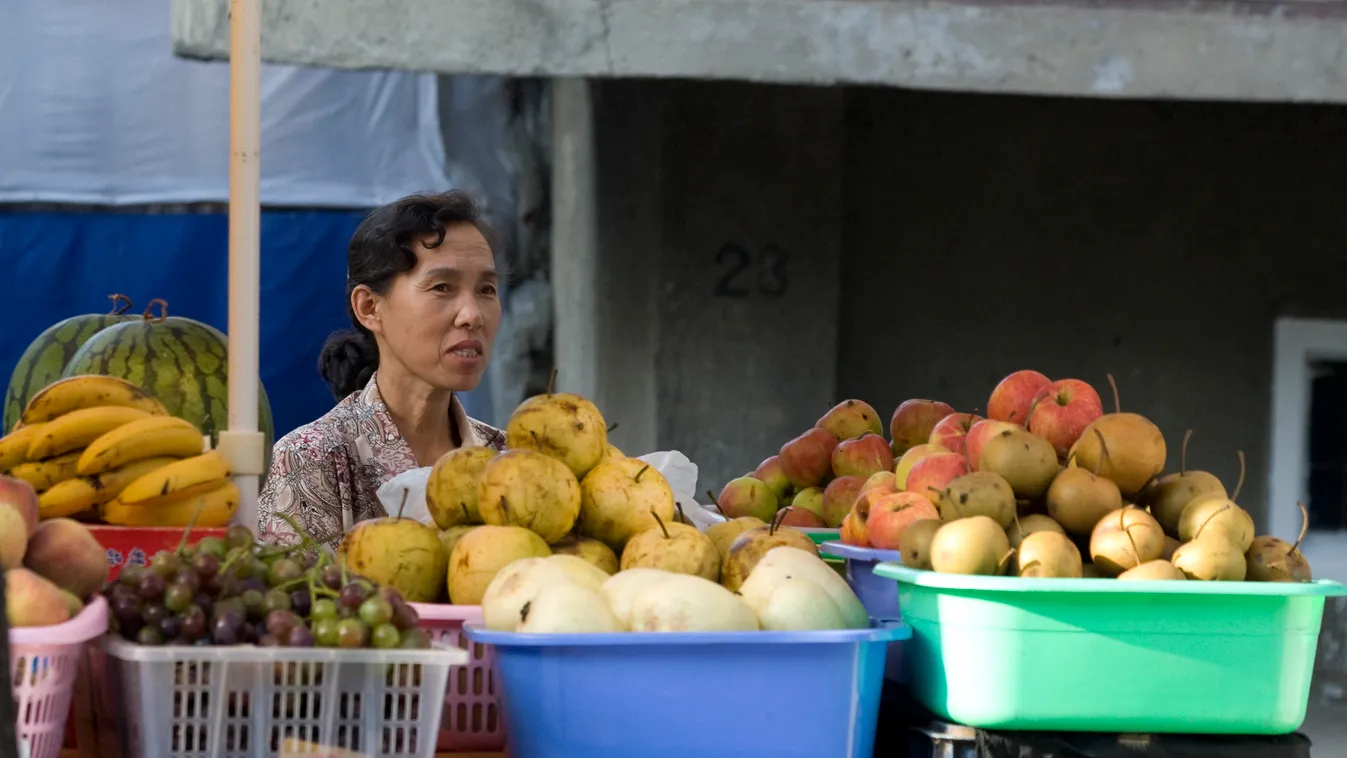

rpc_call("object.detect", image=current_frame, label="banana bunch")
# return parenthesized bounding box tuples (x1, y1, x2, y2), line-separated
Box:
(100, 450, 238, 527)
(0, 375, 214, 523)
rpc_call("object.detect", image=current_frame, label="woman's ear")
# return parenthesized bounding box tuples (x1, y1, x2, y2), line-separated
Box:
(351, 285, 383, 335)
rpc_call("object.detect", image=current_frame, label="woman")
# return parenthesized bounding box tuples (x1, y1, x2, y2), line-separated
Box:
(258, 190, 507, 550)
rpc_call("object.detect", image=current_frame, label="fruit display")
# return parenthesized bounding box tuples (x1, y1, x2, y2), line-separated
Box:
(101, 521, 432, 648)
(713, 399, 896, 530)
(3, 293, 140, 433)
(0, 376, 238, 527)
(480, 546, 868, 633)
(60, 299, 275, 476)
(1, 476, 110, 627)
(839, 369, 1313, 584)
(390, 372, 823, 608)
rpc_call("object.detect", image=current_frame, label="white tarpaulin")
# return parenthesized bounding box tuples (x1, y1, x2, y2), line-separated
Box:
(0, 0, 451, 207)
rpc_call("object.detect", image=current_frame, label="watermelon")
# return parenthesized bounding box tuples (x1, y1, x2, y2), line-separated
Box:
(62, 299, 276, 477)
(4, 294, 141, 433)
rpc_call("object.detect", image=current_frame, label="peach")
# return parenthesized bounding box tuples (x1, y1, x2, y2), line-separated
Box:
(928, 413, 983, 457)
(821, 476, 865, 528)
(889, 399, 956, 455)
(831, 433, 894, 479)
(1027, 379, 1104, 458)
(867, 492, 941, 550)
(779, 428, 838, 489)
(817, 399, 883, 441)
(894, 444, 946, 490)
(966, 420, 1019, 471)
(23, 518, 108, 600)
(905, 452, 969, 501)
(987, 370, 1052, 425)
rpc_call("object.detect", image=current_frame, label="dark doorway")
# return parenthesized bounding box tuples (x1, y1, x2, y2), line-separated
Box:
(1307, 360, 1347, 532)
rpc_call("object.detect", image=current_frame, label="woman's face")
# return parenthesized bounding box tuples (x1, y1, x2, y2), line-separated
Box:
(356, 222, 501, 392)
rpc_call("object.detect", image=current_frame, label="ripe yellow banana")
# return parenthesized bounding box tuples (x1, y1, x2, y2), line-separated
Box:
(0, 423, 47, 471)
(119, 450, 231, 504)
(11, 451, 82, 492)
(77, 416, 204, 476)
(27, 405, 153, 460)
(37, 456, 182, 519)
(102, 479, 240, 527)
(22, 375, 169, 426)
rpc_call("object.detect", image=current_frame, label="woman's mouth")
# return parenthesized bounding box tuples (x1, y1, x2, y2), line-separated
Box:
(448, 340, 484, 360)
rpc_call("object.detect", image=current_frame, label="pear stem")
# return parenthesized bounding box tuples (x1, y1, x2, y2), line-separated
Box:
(1194, 503, 1232, 541)
(1232, 450, 1246, 502)
(1180, 429, 1193, 476)
(650, 508, 671, 539)
(546, 368, 558, 395)
(770, 507, 787, 536)
(460, 503, 471, 522)
(1293, 501, 1310, 552)
(706, 489, 719, 507)
(1092, 428, 1111, 477)
(396, 488, 409, 520)
(635, 464, 650, 483)
(1106, 373, 1121, 414)
(607, 422, 619, 433)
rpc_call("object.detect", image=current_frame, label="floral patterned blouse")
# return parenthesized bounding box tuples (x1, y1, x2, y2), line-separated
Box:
(257, 374, 506, 551)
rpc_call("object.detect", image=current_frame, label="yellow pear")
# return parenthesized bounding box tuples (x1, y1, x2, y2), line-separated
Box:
(549, 535, 620, 574)
(600, 567, 679, 629)
(517, 582, 623, 633)
(706, 516, 768, 559)
(426, 447, 497, 528)
(447, 525, 551, 605)
(578, 457, 676, 552)
(339, 516, 447, 603)
(627, 574, 759, 632)
(504, 372, 608, 479)
(477, 449, 581, 544)
(620, 511, 720, 582)
(737, 546, 867, 629)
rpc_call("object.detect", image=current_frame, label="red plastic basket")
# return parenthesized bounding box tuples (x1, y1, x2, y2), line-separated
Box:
(86, 526, 228, 581)
(410, 603, 507, 752)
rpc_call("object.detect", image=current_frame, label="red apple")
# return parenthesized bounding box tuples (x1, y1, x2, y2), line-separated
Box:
(867, 492, 941, 550)
(821, 476, 865, 528)
(966, 419, 1019, 470)
(817, 399, 884, 441)
(860, 471, 897, 495)
(840, 510, 869, 546)
(987, 370, 1052, 425)
(753, 455, 792, 499)
(716, 476, 779, 522)
(894, 444, 945, 490)
(928, 412, 983, 457)
(904, 452, 969, 501)
(889, 399, 956, 455)
(831, 433, 894, 479)
(789, 487, 826, 518)
(779, 428, 838, 489)
(778, 505, 827, 528)
(1027, 379, 1104, 458)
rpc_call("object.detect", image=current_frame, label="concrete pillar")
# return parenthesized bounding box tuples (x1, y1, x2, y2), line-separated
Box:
(550, 78, 601, 400)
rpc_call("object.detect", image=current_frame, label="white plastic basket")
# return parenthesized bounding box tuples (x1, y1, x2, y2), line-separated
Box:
(96, 635, 469, 758)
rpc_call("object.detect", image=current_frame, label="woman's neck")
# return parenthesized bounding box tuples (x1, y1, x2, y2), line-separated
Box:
(376, 365, 457, 465)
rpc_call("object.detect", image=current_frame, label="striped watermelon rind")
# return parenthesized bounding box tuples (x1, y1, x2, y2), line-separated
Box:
(61, 306, 276, 478)
(4, 294, 140, 433)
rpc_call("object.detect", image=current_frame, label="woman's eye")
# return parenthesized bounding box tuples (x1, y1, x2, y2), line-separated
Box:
(480, 285, 498, 296)
(430, 283, 451, 293)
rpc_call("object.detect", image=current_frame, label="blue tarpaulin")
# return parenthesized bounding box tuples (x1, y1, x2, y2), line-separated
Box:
(0, 209, 489, 440)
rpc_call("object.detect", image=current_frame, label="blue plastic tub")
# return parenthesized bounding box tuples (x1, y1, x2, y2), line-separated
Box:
(464, 622, 910, 758)
(821, 541, 902, 619)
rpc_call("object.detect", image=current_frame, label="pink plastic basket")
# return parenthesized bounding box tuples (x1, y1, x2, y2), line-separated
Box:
(410, 603, 507, 752)
(8, 595, 108, 758)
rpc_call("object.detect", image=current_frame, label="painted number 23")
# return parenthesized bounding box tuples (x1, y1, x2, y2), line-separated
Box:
(713, 243, 789, 298)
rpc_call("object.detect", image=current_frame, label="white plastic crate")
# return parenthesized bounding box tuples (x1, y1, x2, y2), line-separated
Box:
(97, 636, 468, 758)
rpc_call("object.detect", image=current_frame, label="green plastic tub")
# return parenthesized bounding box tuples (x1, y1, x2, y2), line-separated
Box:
(874, 563, 1347, 734)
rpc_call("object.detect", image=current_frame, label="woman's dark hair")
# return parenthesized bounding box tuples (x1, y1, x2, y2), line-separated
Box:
(318, 190, 495, 400)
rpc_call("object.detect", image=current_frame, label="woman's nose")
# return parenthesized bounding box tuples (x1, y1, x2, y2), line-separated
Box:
(455, 298, 484, 330)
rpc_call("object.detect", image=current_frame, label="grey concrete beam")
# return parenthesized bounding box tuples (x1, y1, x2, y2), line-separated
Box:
(173, 0, 1347, 103)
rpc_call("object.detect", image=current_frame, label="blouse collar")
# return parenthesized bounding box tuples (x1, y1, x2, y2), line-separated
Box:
(358, 373, 488, 450)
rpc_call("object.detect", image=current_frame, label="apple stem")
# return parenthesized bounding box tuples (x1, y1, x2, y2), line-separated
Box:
(396, 488, 410, 520)
(546, 367, 558, 395)
(1194, 503, 1232, 541)
(650, 508, 671, 539)
(1180, 429, 1193, 477)
(1293, 501, 1310, 552)
(1232, 450, 1246, 502)
(770, 507, 787, 536)
(1092, 428, 1111, 477)
(635, 464, 650, 483)
(1024, 395, 1043, 431)
(1106, 373, 1121, 414)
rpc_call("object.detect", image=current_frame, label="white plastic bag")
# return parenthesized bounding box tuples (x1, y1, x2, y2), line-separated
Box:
(376, 467, 436, 526)
(636, 450, 725, 530)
